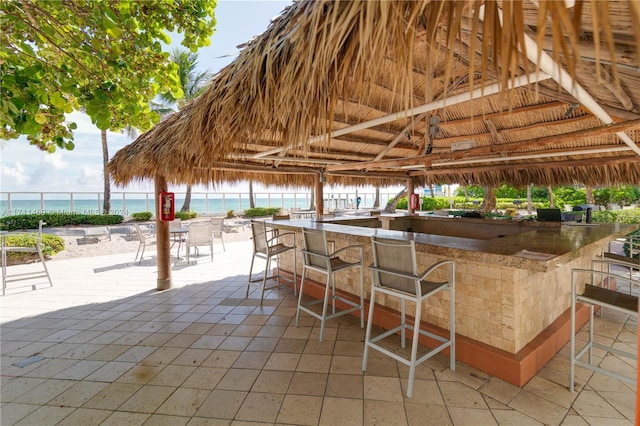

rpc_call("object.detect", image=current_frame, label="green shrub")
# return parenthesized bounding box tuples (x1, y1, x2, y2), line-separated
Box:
(226, 210, 235, 218)
(132, 212, 153, 221)
(0, 213, 123, 231)
(174, 211, 197, 220)
(4, 233, 65, 259)
(244, 207, 281, 217)
(592, 209, 640, 224)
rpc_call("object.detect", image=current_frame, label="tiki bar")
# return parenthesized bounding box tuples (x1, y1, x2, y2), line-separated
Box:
(108, 0, 640, 400)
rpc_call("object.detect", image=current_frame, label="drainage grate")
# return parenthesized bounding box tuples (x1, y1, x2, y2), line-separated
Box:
(13, 354, 44, 368)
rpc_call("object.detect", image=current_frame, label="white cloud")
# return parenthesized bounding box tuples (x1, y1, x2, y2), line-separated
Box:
(77, 166, 103, 188)
(0, 162, 29, 188)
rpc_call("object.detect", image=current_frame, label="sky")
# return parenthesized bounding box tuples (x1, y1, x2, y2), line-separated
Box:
(1, 0, 294, 195)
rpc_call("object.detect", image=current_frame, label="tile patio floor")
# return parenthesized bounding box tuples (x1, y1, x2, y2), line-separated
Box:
(1, 239, 636, 425)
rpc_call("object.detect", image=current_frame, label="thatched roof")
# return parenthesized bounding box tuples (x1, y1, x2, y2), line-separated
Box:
(109, 0, 640, 189)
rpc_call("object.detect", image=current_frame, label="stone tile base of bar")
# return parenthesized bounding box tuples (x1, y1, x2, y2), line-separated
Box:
(282, 270, 590, 387)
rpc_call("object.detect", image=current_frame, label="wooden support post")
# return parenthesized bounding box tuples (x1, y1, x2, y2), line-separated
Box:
(407, 177, 415, 215)
(315, 174, 324, 217)
(155, 175, 172, 290)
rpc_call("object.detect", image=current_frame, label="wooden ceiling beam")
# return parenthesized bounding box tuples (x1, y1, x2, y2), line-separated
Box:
(408, 155, 640, 176)
(324, 118, 640, 171)
(596, 64, 637, 112)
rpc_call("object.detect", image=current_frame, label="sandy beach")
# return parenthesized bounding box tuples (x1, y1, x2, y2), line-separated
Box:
(48, 218, 253, 261)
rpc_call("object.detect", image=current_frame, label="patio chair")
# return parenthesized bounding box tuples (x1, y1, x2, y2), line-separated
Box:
(2, 220, 53, 295)
(569, 267, 638, 392)
(363, 236, 456, 398)
(296, 227, 364, 342)
(186, 221, 213, 263)
(246, 220, 297, 304)
(209, 217, 226, 252)
(133, 223, 156, 264)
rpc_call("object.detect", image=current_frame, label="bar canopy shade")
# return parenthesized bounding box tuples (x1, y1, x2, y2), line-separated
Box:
(109, 0, 640, 188)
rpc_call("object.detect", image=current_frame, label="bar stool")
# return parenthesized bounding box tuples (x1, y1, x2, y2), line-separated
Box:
(363, 236, 455, 398)
(246, 220, 297, 304)
(296, 227, 364, 342)
(569, 267, 638, 392)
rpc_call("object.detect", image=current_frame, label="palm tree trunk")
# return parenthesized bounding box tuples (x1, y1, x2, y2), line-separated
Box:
(384, 188, 407, 213)
(585, 185, 594, 204)
(526, 183, 533, 213)
(180, 185, 192, 212)
(101, 129, 111, 214)
(309, 190, 315, 210)
(373, 186, 380, 208)
(547, 185, 555, 208)
(249, 180, 255, 209)
(480, 186, 496, 212)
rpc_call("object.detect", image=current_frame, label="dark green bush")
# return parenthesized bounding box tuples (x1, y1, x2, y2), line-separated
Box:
(132, 212, 153, 221)
(592, 209, 640, 224)
(0, 213, 124, 231)
(244, 207, 281, 217)
(4, 233, 65, 258)
(175, 211, 197, 220)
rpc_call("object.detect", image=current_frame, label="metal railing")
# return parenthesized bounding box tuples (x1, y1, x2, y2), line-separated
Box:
(1, 191, 397, 217)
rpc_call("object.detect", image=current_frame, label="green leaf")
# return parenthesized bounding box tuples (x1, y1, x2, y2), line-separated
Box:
(34, 112, 47, 124)
(68, 122, 77, 130)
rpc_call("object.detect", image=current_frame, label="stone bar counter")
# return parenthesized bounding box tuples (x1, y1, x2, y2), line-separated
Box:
(266, 214, 638, 386)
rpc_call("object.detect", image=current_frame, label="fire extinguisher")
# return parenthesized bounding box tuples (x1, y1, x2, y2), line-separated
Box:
(410, 193, 420, 210)
(159, 192, 175, 222)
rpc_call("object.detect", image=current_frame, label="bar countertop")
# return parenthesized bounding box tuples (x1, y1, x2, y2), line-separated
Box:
(266, 216, 639, 272)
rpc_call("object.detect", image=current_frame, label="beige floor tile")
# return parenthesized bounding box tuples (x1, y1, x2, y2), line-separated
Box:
(190, 335, 225, 350)
(232, 351, 270, 369)
(325, 373, 363, 398)
(330, 355, 363, 375)
(195, 389, 247, 419)
(333, 340, 364, 357)
(580, 416, 633, 425)
(403, 378, 446, 405)
(12, 405, 75, 426)
(297, 353, 332, 373)
(181, 367, 227, 390)
(208, 324, 239, 336)
(439, 380, 488, 409)
(479, 376, 521, 405)
(155, 387, 211, 417)
(24, 358, 78, 378)
(165, 333, 201, 348)
(201, 350, 241, 368)
(508, 390, 571, 425)
(1, 377, 46, 402)
(61, 343, 103, 359)
(319, 396, 363, 426)
(287, 371, 327, 396)
(216, 368, 259, 391)
(572, 388, 630, 419)
(185, 417, 231, 426)
(448, 407, 498, 425)
(302, 338, 335, 355)
(251, 370, 294, 394)
(234, 391, 285, 423)
(523, 375, 578, 409)
(119, 385, 175, 413)
(231, 324, 261, 337)
(57, 407, 112, 425)
(148, 364, 196, 387)
(48, 380, 109, 407)
(101, 411, 150, 426)
(116, 364, 164, 385)
(217, 336, 252, 351)
(264, 352, 300, 371)
(83, 382, 142, 410)
(115, 346, 158, 363)
(274, 338, 307, 353)
(364, 375, 403, 402)
(282, 325, 313, 340)
(363, 399, 408, 425)
(83, 361, 134, 382)
(362, 356, 399, 377)
(491, 408, 543, 425)
(140, 413, 190, 425)
(171, 348, 212, 366)
(276, 394, 323, 425)
(13, 378, 75, 405)
(245, 336, 279, 352)
(85, 344, 131, 361)
(256, 325, 286, 338)
(140, 347, 184, 366)
(405, 402, 452, 425)
(0, 402, 40, 425)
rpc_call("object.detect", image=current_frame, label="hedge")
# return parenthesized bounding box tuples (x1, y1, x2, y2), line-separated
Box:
(3, 233, 65, 260)
(244, 207, 281, 217)
(132, 212, 153, 221)
(175, 211, 198, 220)
(0, 213, 124, 231)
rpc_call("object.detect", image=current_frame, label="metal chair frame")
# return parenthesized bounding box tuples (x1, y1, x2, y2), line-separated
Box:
(2, 220, 53, 295)
(569, 267, 638, 392)
(363, 236, 455, 398)
(246, 220, 297, 304)
(296, 227, 364, 342)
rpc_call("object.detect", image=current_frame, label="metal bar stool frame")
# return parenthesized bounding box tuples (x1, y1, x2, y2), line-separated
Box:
(296, 227, 364, 342)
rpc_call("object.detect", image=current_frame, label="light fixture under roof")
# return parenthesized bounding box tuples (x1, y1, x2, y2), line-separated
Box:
(450, 140, 477, 152)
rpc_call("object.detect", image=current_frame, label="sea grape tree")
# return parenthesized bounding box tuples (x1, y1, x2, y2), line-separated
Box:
(1, 0, 216, 151)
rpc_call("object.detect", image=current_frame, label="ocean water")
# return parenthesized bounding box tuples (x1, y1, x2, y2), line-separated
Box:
(0, 192, 387, 217)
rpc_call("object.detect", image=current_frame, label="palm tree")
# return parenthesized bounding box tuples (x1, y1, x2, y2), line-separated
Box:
(159, 48, 213, 212)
